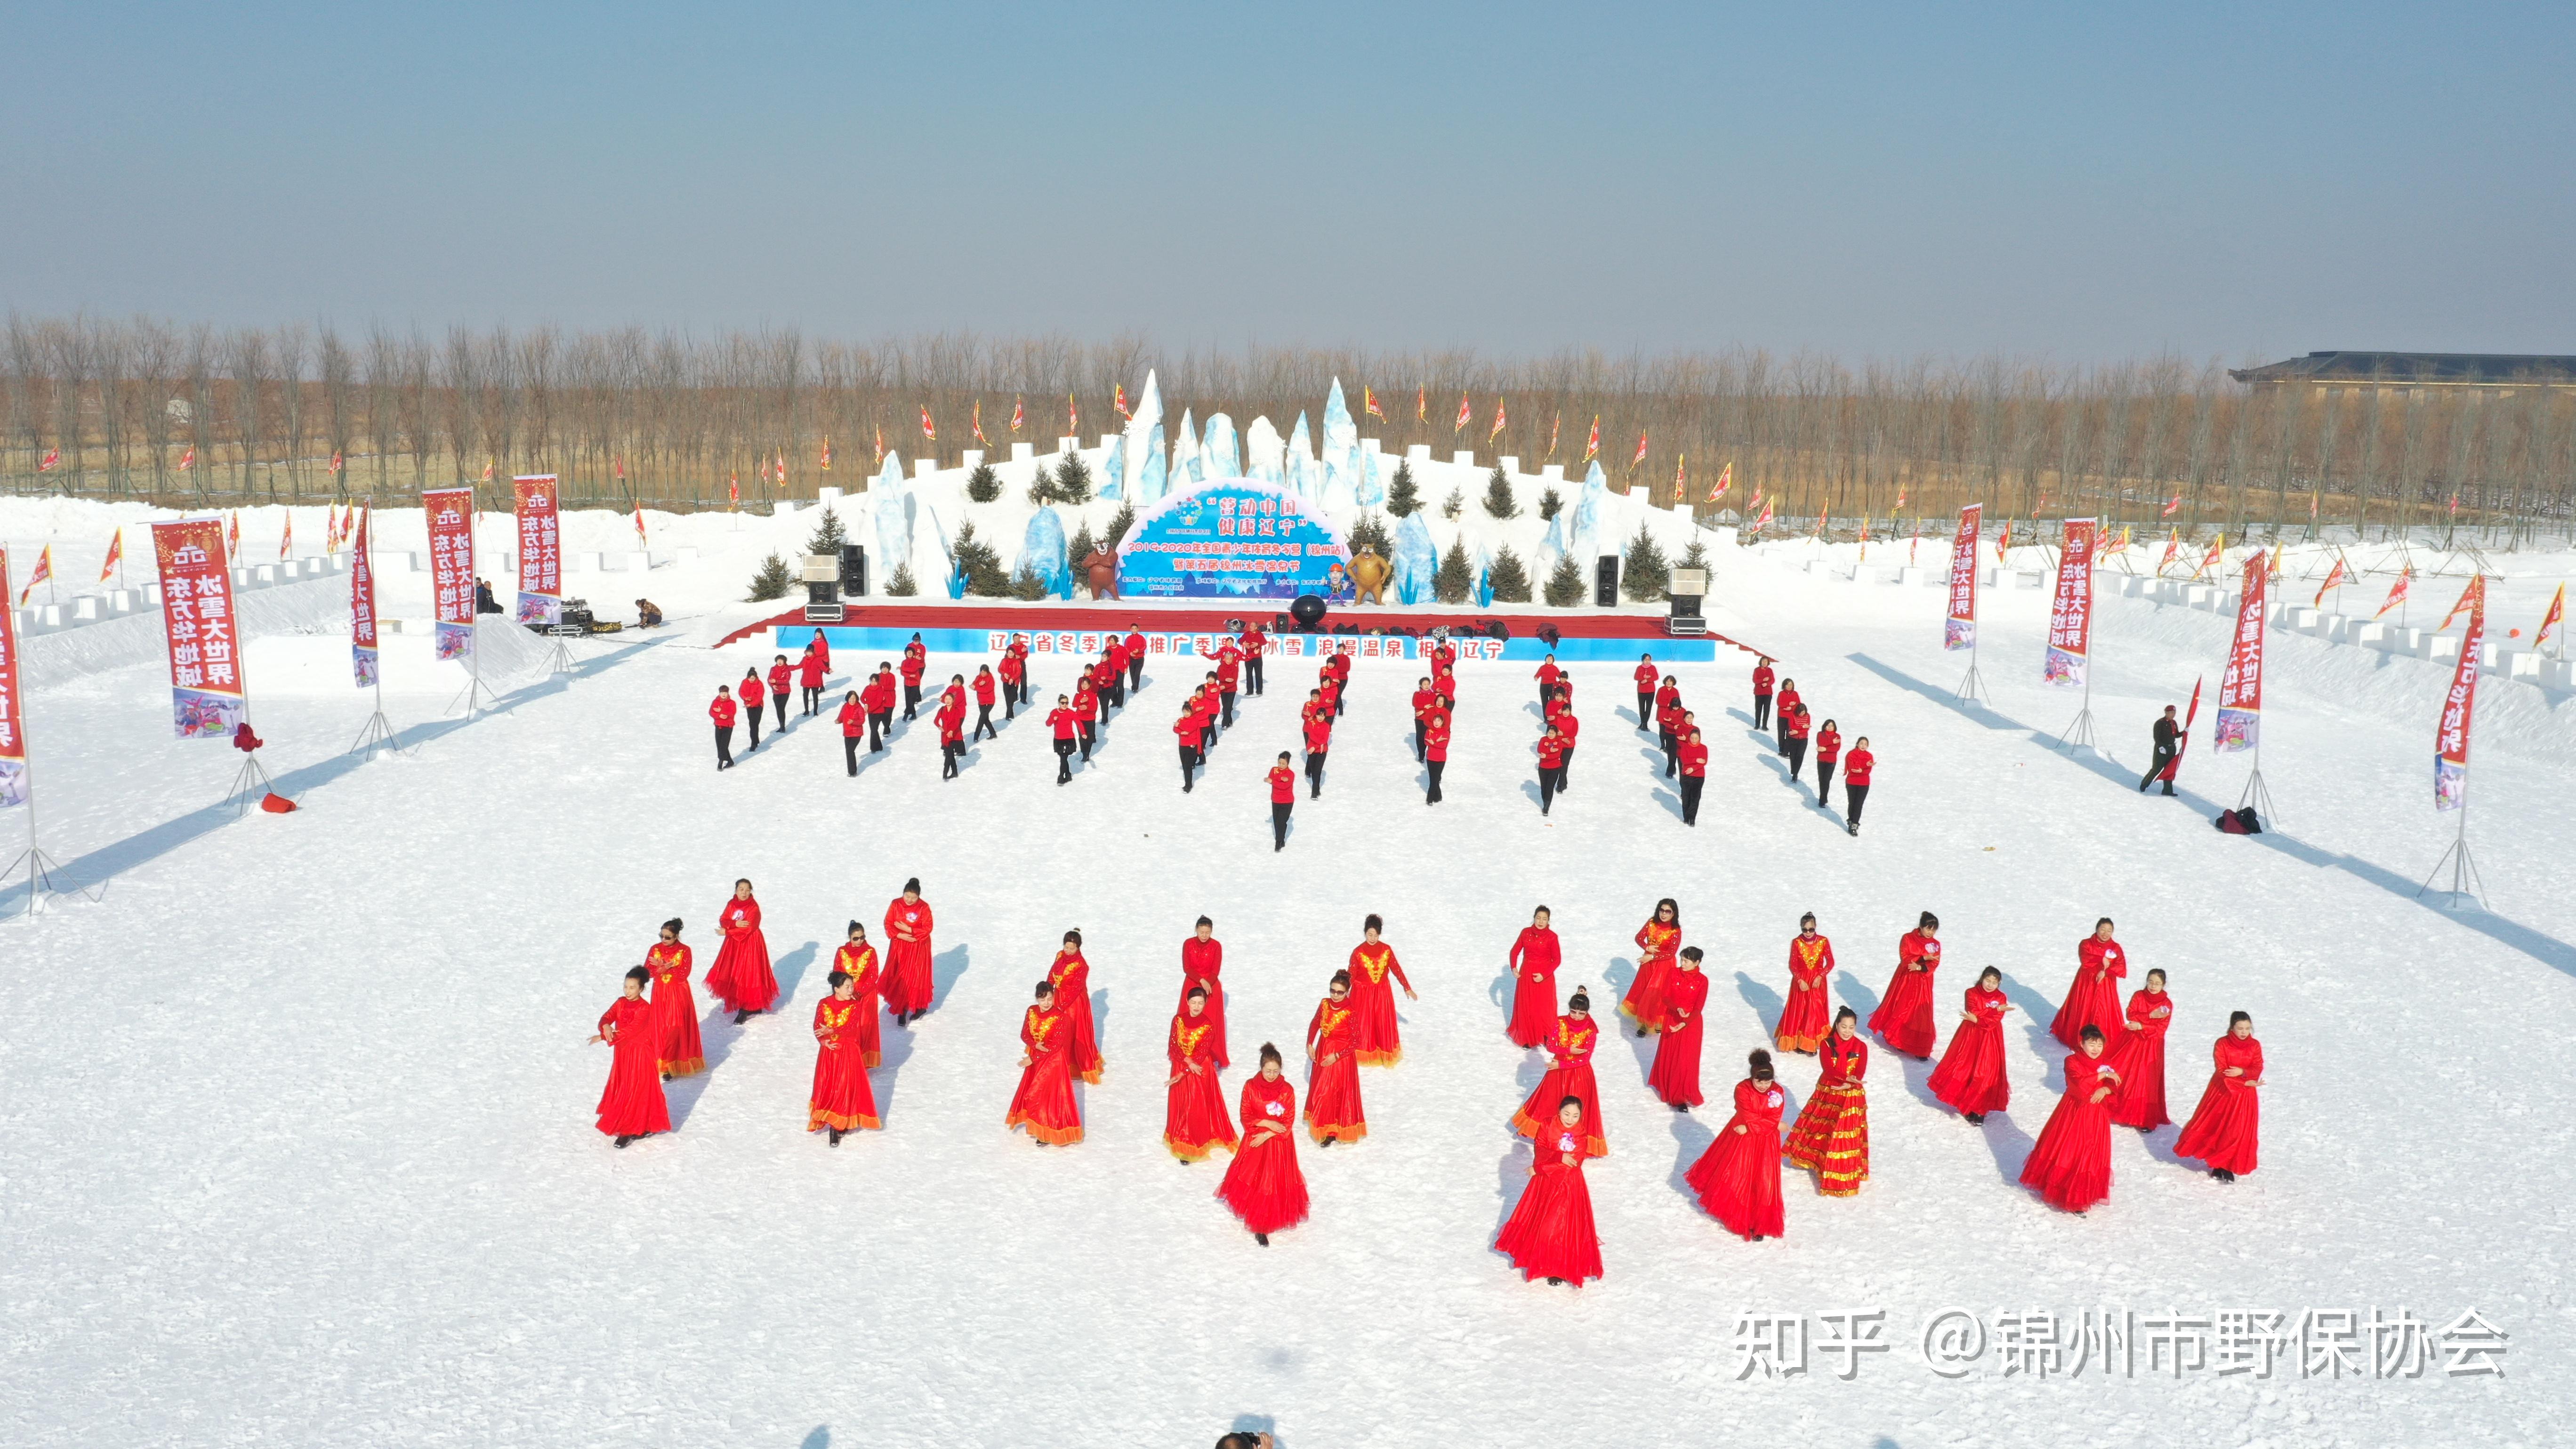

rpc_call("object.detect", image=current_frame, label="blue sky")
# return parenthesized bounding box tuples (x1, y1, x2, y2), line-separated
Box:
(5, 2, 2569, 361)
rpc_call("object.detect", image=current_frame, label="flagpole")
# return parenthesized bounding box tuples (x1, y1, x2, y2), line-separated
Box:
(2417, 770, 2485, 909)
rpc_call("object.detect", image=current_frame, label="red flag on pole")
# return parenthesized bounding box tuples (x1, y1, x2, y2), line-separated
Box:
(2375, 571, 2411, 619)
(2435, 577, 2484, 810)
(15, 545, 50, 606)
(2313, 556, 2347, 608)
(1010, 396, 1025, 434)
(1453, 393, 1471, 433)
(2439, 577, 2484, 632)
(279, 515, 293, 559)
(100, 529, 123, 583)
(1630, 430, 1648, 467)
(37, 449, 58, 472)
(972, 401, 989, 446)
(1944, 504, 1981, 651)
(919, 405, 937, 443)
(1415, 386, 1427, 424)
(1114, 384, 1130, 420)
(1750, 496, 1775, 536)
(1363, 386, 1385, 421)
(1706, 461, 1731, 504)
(2161, 494, 2182, 517)
(2214, 552, 2267, 753)
(329, 451, 344, 475)
(820, 436, 833, 471)
(177, 446, 195, 471)
(1546, 413, 1560, 457)
(1067, 393, 1079, 435)
(2537, 583, 2566, 654)
(2163, 676, 2204, 784)
(1487, 396, 1507, 442)
(1584, 416, 1600, 462)
(633, 500, 647, 546)
(728, 475, 740, 508)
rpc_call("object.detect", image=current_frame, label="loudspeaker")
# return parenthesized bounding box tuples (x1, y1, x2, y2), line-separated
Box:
(1594, 556, 1620, 607)
(1289, 594, 1327, 629)
(839, 544, 868, 597)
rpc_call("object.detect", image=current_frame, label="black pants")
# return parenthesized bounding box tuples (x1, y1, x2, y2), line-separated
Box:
(1246, 656, 1263, 695)
(1127, 658, 1144, 692)
(1538, 765, 1562, 813)
(1199, 725, 1216, 755)
(1179, 743, 1199, 790)
(1637, 691, 1654, 729)
(1003, 685, 1018, 719)
(1055, 738, 1076, 782)
(942, 741, 961, 780)
(1680, 774, 1704, 825)
(1271, 800, 1291, 848)
(2140, 749, 2175, 792)
(715, 724, 734, 768)
(803, 685, 822, 715)
(844, 734, 861, 775)
(1078, 723, 1094, 760)
(869, 711, 889, 751)
(1558, 744, 1573, 789)
(1221, 690, 1237, 727)
(772, 692, 791, 730)
(1754, 694, 1772, 730)
(1659, 730, 1677, 776)
(1414, 721, 1427, 762)
(1305, 749, 1326, 796)
(1333, 688, 1345, 717)
(1845, 783, 1870, 830)
(1425, 759, 1445, 803)
(743, 701, 763, 749)
(1817, 757, 1838, 803)
(902, 684, 920, 719)
(1786, 738, 1808, 781)
(974, 704, 996, 741)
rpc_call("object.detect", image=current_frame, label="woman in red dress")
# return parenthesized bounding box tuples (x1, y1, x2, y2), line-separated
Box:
(2109, 968, 2175, 1132)
(1004, 980, 1083, 1146)
(704, 878, 778, 1023)
(1648, 947, 1710, 1110)
(1686, 1049, 1788, 1240)
(1164, 986, 1238, 1162)
(1506, 906, 1562, 1047)
(2020, 1024, 2119, 1212)
(832, 922, 883, 1068)
(1782, 1007, 1869, 1196)
(1494, 1096, 1605, 1286)
(1179, 916, 1228, 1068)
(2174, 1012, 2265, 1182)
(1344, 915, 1416, 1067)
(1926, 966, 2014, 1122)
(645, 918, 705, 1079)
(2051, 917, 2129, 1048)
(1304, 972, 1367, 1146)
(590, 967, 671, 1147)
(1218, 1044, 1310, 1244)
(1867, 910, 1943, 1058)
(1773, 913, 1835, 1053)
(1621, 898, 1682, 1037)
(808, 970, 884, 1144)
(1511, 989, 1607, 1155)
(1049, 929, 1104, 1084)
(881, 878, 936, 1025)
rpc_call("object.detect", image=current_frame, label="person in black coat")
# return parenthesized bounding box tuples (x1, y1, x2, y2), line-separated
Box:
(2138, 705, 2180, 795)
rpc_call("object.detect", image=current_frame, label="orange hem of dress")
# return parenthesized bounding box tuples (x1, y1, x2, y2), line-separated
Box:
(1006, 1113, 1085, 1146)
(807, 1109, 883, 1132)
(1306, 1120, 1368, 1145)
(1355, 1047, 1401, 1067)
(1774, 1031, 1823, 1053)
(1164, 1134, 1239, 1161)
(660, 1057, 707, 1077)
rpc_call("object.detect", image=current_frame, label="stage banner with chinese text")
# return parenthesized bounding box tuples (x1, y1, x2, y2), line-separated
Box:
(0, 549, 25, 806)
(351, 505, 380, 686)
(2435, 577, 2484, 810)
(512, 475, 562, 626)
(151, 519, 245, 738)
(2043, 517, 2098, 687)
(1115, 479, 1353, 600)
(424, 487, 476, 662)
(1944, 504, 1981, 651)
(2214, 551, 2266, 752)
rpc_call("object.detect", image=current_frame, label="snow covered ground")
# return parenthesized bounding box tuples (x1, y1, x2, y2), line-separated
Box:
(0, 498, 2568, 1447)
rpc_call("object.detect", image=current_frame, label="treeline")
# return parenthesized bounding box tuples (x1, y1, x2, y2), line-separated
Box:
(6, 314, 2570, 547)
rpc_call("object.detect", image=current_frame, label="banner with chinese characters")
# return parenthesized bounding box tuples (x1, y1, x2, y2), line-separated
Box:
(512, 474, 563, 626)
(151, 519, 246, 738)
(977, 630, 1506, 663)
(2043, 517, 2098, 688)
(2435, 577, 2484, 811)
(351, 505, 380, 686)
(1115, 480, 1354, 600)
(0, 549, 24, 806)
(424, 487, 476, 662)
(1944, 504, 1981, 651)
(2214, 551, 2266, 753)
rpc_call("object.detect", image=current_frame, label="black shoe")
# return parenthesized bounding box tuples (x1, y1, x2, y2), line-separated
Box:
(2213, 1168, 2235, 1183)
(1546, 1276, 1567, 1286)
(614, 1135, 635, 1148)
(1637, 1027, 1649, 1038)
(2161, 785, 2176, 796)
(1671, 1102, 1686, 1112)
(2136, 1125, 2152, 1134)
(2137, 781, 2148, 792)
(1847, 822, 1859, 836)
(734, 1009, 752, 1025)
(829, 1128, 844, 1146)
(1965, 1113, 1985, 1124)
(661, 1072, 671, 1081)
(1255, 1232, 1270, 1246)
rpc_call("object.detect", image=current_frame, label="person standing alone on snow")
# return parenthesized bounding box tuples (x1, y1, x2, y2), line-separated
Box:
(709, 684, 739, 769)
(2139, 705, 2181, 796)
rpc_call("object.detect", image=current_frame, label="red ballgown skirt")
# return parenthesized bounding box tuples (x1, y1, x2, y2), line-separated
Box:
(1005, 1053, 1083, 1145)
(1511, 1062, 1607, 1155)
(808, 1040, 882, 1132)
(596, 1030, 672, 1137)
(1620, 958, 1674, 1031)
(1927, 1018, 2010, 1116)
(2109, 1031, 2171, 1129)
(1495, 1162, 1604, 1283)
(1062, 988, 1104, 1084)
(1774, 981, 1830, 1053)
(2050, 971, 2123, 1048)
(1176, 979, 1229, 1068)
(652, 977, 706, 1077)
(2174, 1077, 2260, 1174)
(1647, 1014, 1705, 1107)
(1304, 1055, 1367, 1143)
(1686, 1119, 1784, 1240)
(1217, 1127, 1310, 1234)
(883, 940, 935, 1016)
(1507, 973, 1556, 1047)
(1165, 1070, 1238, 1160)
(1868, 968, 1939, 1057)
(2020, 1087, 2113, 1212)
(1348, 976, 1403, 1066)
(853, 994, 884, 1068)
(1782, 1082, 1868, 1196)
(706, 930, 778, 1014)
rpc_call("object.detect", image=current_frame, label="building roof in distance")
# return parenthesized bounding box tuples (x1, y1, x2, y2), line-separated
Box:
(2230, 352, 2576, 386)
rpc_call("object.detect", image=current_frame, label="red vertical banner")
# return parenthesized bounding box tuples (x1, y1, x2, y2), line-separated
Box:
(1944, 503, 1982, 651)
(2044, 517, 2098, 687)
(424, 487, 477, 662)
(2214, 551, 2266, 753)
(0, 549, 24, 806)
(512, 475, 562, 626)
(2435, 577, 2484, 811)
(151, 519, 246, 738)
(351, 505, 380, 687)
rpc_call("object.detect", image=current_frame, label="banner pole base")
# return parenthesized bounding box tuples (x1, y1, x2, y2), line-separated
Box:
(4, 844, 99, 918)
(2417, 832, 2487, 910)
(446, 676, 499, 719)
(1954, 662, 1988, 705)
(225, 752, 278, 815)
(545, 636, 575, 674)
(2057, 706, 2097, 752)
(350, 710, 407, 757)
(2237, 766, 2278, 828)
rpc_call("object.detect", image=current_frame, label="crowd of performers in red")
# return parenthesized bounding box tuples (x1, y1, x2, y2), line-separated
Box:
(592, 884, 2269, 1284)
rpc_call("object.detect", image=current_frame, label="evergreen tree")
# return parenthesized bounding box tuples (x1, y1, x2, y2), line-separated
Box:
(1543, 553, 1587, 607)
(1346, 509, 1393, 557)
(966, 462, 1004, 503)
(1677, 534, 1710, 573)
(1538, 486, 1563, 521)
(1385, 459, 1421, 516)
(954, 520, 1011, 596)
(1054, 451, 1094, 504)
(747, 551, 795, 602)
(1621, 522, 1671, 602)
(886, 562, 918, 597)
(1488, 545, 1532, 603)
(1481, 466, 1520, 520)
(803, 505, 847, 555)
(1105, 500, 1138, 549)
(1010, 564, 1049, 600)
(1027, 461, 1059, 504)
(1433, 538, 1475, 604)
(1441, 485, 1464, 519)
(1066, 521, 1098, 576)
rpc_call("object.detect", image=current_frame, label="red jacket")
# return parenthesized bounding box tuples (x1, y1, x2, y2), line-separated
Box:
(1785, 711, 1811, 742)
(1302, 718, 1332, 752)
(1124, 631, 1146, 658)
(1843, 748, 1874, 787)
(1424, 720, 1451, 763)
(1326, 652, 1352, 682)
(799, 653, 826, 688)
(998, 654, 1024, 684)
(1073, 686, 1097, 721)
(973, 673, 997, 705)
(1535, 662, 1561, 688)
(1634, 662, 1659, 691)
(863, 675, 894, 713)
(1268, 764, 1297, 802)
(838, 699, 865, 737)
(1678, 741, 1709, 777)
(1554, 712, 1580, 743)
(1777, 687, 1801, 716)
(740, 672, 764, 701)
(1217, 658, 1240, 690)
(1410, 688, 1433, 720)
(1240, 628, 1266, 653)
(900, 656, 926, 686)
(1048, 707, 1079, 741)
(1753, 664, 1775, 695)
(1173, 714, 1199, 746)
(1816, 728, 1842, 763)
(1536, 732, 1566, 768)
(709, 694, 738, 726)
(1655, 684, 1681, 715)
